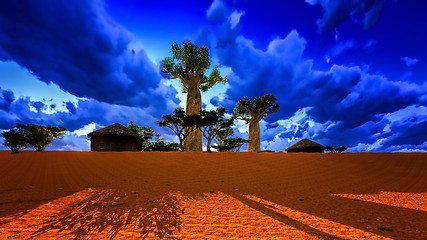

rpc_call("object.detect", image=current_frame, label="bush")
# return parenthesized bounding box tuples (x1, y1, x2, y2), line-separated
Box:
(325, 145, 347, 153)
(144, 135, 180, 151)
(148, 141, 180, 151)
(2, 129, 29, 153)
(259, 149, 275, 152)
(212, 137, 250, 152)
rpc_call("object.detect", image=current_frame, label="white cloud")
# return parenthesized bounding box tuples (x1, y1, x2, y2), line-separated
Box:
(400, 57, 419, 67)
(72, 122, 97, 136)
(229, 10, 245, 29)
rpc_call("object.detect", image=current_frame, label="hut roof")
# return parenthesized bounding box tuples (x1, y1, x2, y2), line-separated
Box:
(285, 138, 324, 151)
(87, 123, 142, 139)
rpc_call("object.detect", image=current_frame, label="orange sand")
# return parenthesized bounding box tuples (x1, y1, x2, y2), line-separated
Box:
(0, 151, 425, 239)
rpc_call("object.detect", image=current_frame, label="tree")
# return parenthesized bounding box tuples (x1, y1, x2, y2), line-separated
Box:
(336, 145, 347, 153)
(157, 108, 201, 151)
(232, 94, 279, 152)
(2, 128, 29, 153)
(199, 107, 234, 152)
(212, 137, 250, 152)
(127, 122, 155, 150)
(145, 134, 181, 151)
(325, 146, 335, 152)
(15, 124, 67, 151)
(161, 40, 226, 151)
(215, 121, 234, 146)
(325, 145, 348, 153)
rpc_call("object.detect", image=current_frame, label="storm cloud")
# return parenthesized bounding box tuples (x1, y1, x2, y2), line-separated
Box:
(199, 0, 427, 151)
(0, 0, 172, 108)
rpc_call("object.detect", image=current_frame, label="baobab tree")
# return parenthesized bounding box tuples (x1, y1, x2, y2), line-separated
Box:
(161, 40, 226, 151)
(232, 94, 279, 152)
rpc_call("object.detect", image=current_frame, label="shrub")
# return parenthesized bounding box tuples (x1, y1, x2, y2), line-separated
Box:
(259, 149, 275, 152)
(2, 129, 29, 153)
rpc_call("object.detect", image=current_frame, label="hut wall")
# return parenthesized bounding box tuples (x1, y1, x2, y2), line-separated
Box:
(90, 135, 142, 151)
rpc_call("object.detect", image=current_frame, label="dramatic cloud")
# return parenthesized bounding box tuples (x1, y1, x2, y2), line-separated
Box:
(400, 56, 419, 67)
(206, 0, 226, 22)
(305, 0, 386, 32)
(0, 0, 175, 108)
(198, 1, 427, 151)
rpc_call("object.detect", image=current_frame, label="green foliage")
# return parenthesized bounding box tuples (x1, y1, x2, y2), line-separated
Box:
(157, 108, 201, 151)
(233, 94, 280, 123)
(2, 128, 29, 153)
(161, 40, 226, 93)
(2, 124, 67, 152)
(127, 122, 155, 150)
(325, 145, 348, 153)
(215, 123, 234, 144)
(259, 149, 275, 152)
(212, 137, 250, 152)
(211, 145, 233, 152)
(145, 135, 181, 152)
(198, 107, 235, 152)
(336, 145, 348, 152)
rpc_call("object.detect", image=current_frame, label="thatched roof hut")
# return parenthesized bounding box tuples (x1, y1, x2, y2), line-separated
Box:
(286, 138, 325, 153)
(87, 123, 143, 151)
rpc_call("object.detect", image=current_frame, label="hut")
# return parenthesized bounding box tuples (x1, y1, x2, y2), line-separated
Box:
(285, 138, 325, 153)
(87, 123, 143, 151)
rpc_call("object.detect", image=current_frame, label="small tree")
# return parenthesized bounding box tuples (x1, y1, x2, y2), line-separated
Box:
(157, 108, 201, 151)
(127, 122, 155, 150)
(325, 146, 335, 152)
(15, 124, 67, 151)
(233, 94, 279, 152)
(336, 145, 347, 153)
(212, 137, 250, 152)
(145, 134, 181, 151)
(2, 128, 29, 153)
(199, 107, 234, 152)
(215, 121, 234, 145)
(325, 145, 347, 153)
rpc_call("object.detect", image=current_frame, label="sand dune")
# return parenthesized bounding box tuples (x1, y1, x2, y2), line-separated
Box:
(0, 151, 425, 239)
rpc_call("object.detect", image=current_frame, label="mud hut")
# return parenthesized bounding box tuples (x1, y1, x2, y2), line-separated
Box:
(87, 123, 143, 151)
(286, 138, 325, 153)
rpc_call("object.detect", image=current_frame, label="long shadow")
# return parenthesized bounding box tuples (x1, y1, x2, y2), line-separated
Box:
(227, 192, 344, 240)
(28, 188, 187, 239)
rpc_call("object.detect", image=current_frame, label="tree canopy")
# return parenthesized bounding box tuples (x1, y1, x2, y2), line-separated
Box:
(198, 107, 234, 152)
(157, 108, 201, 151)
(212, 137, 250, 152)
(2, 124, 67, 152)
(233, 94, 280, 123)
(161, 40, 226, 93)
(2, 128, 29, 153)
(127, 122, 155, 150)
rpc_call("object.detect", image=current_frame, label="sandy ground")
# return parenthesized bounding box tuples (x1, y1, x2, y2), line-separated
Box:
(0, 151, 425, 239)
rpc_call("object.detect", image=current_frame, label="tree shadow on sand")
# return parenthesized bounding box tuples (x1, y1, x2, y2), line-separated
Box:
(27, 188, 195, 239)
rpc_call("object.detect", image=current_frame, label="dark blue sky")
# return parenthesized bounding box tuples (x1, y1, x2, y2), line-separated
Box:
(0, 0, 426, 152)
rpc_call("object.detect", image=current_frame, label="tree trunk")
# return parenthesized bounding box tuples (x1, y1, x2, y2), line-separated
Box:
(206, 138, 212, 152)
(184, 84, 202, 151)
(248, 120, 260, 152)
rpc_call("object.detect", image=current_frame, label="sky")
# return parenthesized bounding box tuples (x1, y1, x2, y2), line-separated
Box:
(0, 0, 426, 152)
